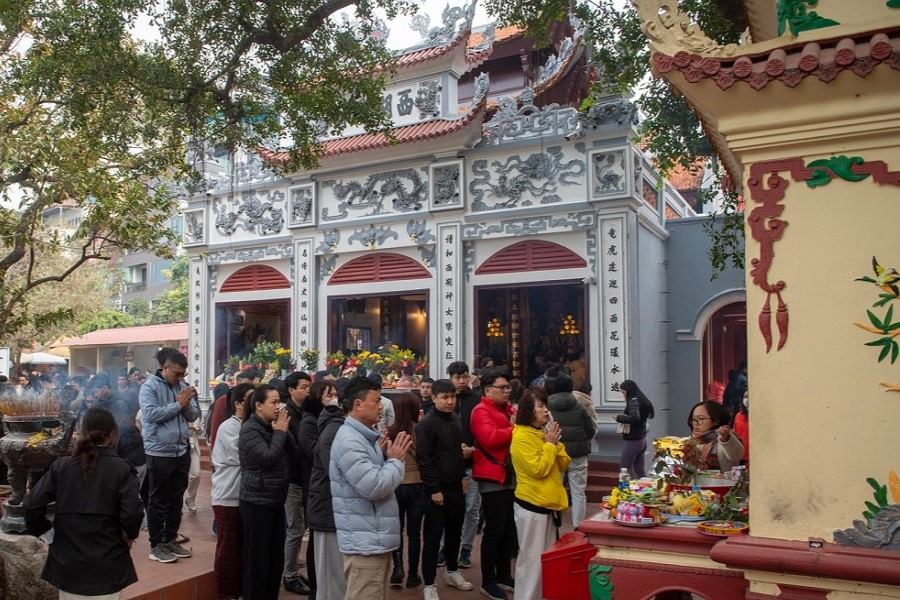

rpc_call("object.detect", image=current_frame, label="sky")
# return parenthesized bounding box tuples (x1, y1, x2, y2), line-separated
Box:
(131, 1, 495, 51)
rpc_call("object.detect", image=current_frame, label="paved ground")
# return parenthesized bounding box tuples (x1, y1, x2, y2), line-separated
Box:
(124, 471, 588, 600)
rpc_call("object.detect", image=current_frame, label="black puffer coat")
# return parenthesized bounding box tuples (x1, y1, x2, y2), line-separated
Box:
(547, 392, 597, 458)
(305, 405, 345, 532)
(238, 412, 293, 507)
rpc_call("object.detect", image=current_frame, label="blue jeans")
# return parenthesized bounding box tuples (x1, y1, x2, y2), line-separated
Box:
(460, 467, 481, 552)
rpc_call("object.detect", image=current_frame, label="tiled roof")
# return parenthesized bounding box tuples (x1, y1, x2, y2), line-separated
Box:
(260, 100, 487, 164)
(467, 25, 523, 49)
(652, 30, 900, 91)
(668, 159, 706, 191)
(57, 322, 188, 347)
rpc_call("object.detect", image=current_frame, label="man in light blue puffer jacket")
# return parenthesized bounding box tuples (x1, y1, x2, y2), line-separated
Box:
(330, 377, 412, 600)
(140, 348, 200, 564)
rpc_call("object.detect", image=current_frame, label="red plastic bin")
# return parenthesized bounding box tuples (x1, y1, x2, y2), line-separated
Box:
(541, 531, 596, 600)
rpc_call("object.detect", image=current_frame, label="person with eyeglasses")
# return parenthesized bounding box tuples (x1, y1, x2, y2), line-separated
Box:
(684, 401, 744, 472)
(140, 347, 201, 565)
(470, 369, 517, 600)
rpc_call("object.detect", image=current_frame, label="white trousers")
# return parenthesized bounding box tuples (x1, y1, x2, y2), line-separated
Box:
(567, 455, 589, 528)
(60, 592, 120, 600)
(314, 530, 347, 600)
(513, 503, 557, 600)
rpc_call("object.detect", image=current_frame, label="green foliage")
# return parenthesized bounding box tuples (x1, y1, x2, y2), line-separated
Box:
(78, 308, 137, 335)
(482, 0, 748, 275)
(0, 0, 421, 343)
(150, 255, 189, 324)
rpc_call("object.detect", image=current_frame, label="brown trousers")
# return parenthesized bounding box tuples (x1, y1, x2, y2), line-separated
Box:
(341, 552, 391, 600)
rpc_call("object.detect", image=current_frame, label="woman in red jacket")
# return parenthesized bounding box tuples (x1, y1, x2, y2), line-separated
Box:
(470, 369, 517, 600)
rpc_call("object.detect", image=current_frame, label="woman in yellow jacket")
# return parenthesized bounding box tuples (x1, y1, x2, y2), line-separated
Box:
(510, 391, 570, 600)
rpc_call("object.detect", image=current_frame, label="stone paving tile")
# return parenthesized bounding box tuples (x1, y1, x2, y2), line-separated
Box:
(124, 471, 588, 600)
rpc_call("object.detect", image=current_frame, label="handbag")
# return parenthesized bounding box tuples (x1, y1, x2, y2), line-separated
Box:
(616, 422, 631, 434)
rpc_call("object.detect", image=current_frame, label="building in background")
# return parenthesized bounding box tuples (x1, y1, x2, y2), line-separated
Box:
(182, 5, 745, 461)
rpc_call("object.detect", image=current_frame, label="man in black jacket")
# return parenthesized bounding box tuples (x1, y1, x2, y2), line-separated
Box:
(283, 371, 313, 595)
(448, 361, 482, 568)
(417, 379, 475, 599)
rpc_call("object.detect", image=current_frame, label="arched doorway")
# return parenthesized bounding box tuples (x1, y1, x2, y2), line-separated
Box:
(474, 240, 589, 383)
(701, 301, 747, 400)
(326, 252, 431, 356)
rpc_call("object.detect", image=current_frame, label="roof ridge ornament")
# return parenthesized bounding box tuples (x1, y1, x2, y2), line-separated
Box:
(470, 72, 490, 108)
(534, 27, 584, 88)
(635, 0, 739, 57)
(469, 22, 497, 55)
(410, 1, 478, 50)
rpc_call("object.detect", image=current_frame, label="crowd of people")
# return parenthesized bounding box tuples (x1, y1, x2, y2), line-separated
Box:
(15, 348, 749, 600)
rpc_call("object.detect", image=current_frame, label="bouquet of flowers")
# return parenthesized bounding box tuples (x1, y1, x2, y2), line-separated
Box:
(300, 348, 320, 373)
(326, 351, 347, 377)
(275, 347, 293, 372)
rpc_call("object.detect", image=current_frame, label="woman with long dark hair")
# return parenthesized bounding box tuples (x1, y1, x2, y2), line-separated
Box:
(615, 380, 655, 478)
(387, 392, 424, 588)
(211, 383, 254, 600)
(25, 407, 142, 599)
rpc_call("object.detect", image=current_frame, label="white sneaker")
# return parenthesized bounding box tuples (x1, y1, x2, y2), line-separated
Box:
(423, 584, 440, 600)
(445, 570, 474, 591)
(185, 499, 197, 513)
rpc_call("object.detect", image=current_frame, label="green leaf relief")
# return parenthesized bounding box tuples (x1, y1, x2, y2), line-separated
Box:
(805, 155, 868, 188)
(777, 0, 841, 36)
(888, 0, 900, 8)
(878, 343, 891, 362)
(867, 310, 884, 331)
(589, 564, 615, 600)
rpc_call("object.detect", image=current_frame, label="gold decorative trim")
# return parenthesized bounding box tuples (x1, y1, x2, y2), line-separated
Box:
(635, 0, 740, 57)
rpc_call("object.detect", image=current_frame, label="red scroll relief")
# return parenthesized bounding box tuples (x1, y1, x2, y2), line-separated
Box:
(747, 157, 900, 352)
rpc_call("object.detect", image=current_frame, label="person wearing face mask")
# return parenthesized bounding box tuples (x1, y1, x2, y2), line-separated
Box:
(509, 391, 570, 600)
(283, 371, 314, 595)
(211, 383, 254, 600)
(306, 381, 347, 600)
(732, 391, 750, 467)
(684, 401, 744, 472)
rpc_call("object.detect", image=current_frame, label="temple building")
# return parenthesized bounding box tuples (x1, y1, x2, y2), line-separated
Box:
(182, 4, 743, 454)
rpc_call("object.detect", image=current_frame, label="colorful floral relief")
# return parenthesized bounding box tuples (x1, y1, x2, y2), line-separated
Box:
(854, 257, 900, 392)
(834, 471, 900, 550)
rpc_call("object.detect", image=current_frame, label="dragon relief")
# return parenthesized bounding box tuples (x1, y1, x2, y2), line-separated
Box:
(214, 190, 285, 236)
(469, 147, 585, 211)
(323, 169, 427, 221)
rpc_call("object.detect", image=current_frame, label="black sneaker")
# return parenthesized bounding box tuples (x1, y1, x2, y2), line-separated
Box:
(457, 548, 472, 569)
(497, 576, 515, 592)
(283, 577, 311, 595)
(406, 574, 422, 588)
(480, 582, 507, 600)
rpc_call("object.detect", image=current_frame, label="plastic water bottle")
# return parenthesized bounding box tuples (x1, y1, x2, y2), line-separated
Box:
(618, 468, 631, 490)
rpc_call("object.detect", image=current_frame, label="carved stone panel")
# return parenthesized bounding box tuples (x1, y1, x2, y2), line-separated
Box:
(214, 189, 285, 237)
(183, 208, 206, 247)
(589, 148, 628, 200)
(430, 160, 464, 211)
(469, 146, 586, 212)
(320, 168, 428, 223)
(288, 184, 316, 229)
